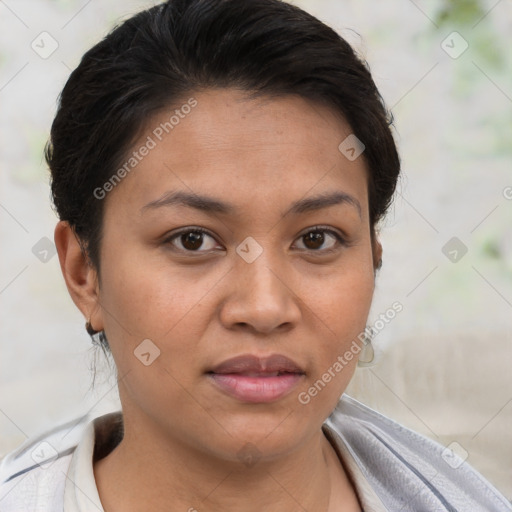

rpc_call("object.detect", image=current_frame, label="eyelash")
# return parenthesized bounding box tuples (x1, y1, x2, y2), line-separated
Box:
(163, 225, 348, 255)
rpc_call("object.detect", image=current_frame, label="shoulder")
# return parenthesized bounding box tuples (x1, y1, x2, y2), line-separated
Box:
(0, 414, 92, 512)
(324, 395, 512, 512)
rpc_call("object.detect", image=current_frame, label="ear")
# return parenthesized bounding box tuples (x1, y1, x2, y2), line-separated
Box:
(54, 221, 104, 331)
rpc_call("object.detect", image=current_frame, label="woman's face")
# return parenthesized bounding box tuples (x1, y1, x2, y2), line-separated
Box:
(88, 89, 380, 462)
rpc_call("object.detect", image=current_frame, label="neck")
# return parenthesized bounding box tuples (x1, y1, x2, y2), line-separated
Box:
(94, 412, 339, 512)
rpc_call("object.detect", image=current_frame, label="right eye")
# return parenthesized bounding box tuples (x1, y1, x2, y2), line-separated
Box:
(164, 227, 222, 253)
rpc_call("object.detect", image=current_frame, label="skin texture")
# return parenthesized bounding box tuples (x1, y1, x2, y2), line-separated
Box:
(55, 88, 382, 512)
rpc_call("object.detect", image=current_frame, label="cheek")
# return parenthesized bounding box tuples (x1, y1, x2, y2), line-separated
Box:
(98, 247, 217, 340)
(327, 270, 374, 360)
(295, 253, 375, 341)
(295, 259, 375, 409)
(96, 257, 211, 407)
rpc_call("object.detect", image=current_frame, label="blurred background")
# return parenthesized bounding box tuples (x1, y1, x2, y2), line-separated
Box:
(0, 0, 511, 500)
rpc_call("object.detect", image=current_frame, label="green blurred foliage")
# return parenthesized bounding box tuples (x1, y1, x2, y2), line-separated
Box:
(435, 0, 486, 26)
(481, 238, 502, 259)
(434, 0, 504, 69)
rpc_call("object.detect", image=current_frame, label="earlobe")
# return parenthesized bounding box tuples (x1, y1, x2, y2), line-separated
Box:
(54, 221, 103, 330)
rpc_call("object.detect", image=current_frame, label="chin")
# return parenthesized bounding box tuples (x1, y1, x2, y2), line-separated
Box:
(203, 406, 313, 457)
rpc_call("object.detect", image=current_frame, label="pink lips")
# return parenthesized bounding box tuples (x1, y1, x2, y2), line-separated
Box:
(207, 354, 305, 403)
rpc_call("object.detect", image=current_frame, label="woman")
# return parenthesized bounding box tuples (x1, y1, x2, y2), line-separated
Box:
(0, 0, 510, 510)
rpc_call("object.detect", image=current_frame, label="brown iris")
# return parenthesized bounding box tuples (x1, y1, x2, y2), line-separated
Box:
(302, 231, 325, 250)
(181, 231, 204, 250)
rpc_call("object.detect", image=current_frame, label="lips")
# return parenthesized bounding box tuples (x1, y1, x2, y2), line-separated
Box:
(207, 354, 305, 403)
(208, 353, 305, 376)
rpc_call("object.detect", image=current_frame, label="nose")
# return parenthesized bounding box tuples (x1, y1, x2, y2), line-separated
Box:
(219, 253, 302, 335)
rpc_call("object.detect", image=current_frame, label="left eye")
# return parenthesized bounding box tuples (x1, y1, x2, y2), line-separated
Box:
(293, 228, 344, 251)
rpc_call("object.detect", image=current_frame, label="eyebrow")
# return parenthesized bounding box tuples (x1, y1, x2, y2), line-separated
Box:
(141, 190, 362, 219)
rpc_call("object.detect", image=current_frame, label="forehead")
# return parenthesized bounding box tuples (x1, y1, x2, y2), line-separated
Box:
(104, 88, 369, 221)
